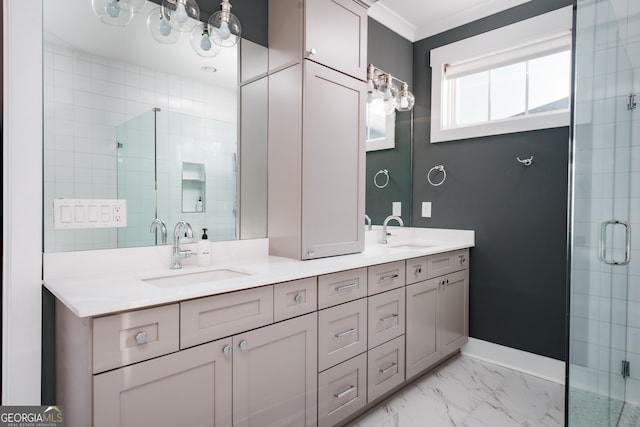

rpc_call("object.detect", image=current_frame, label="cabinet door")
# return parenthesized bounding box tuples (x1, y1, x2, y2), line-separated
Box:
(305, 0, 368, 79)
(440, 269, 469, 356)
(302, 61, 366, 259)
(233, 313, 318, 427)
(93, 338, 232, 427)
(405, 278, 440, 380)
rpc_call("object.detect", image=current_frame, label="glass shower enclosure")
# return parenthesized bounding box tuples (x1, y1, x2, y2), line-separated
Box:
(568, 0, 639, 425)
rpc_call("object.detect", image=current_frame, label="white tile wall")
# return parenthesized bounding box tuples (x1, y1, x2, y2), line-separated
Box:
(44, 38, 237, 252)
(571, 0, 640, 407)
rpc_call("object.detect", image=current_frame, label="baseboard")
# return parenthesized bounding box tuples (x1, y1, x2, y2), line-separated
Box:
(461, 338, 565, 385)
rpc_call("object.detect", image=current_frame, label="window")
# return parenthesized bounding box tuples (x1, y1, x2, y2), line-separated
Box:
(430, 6, 573, 143)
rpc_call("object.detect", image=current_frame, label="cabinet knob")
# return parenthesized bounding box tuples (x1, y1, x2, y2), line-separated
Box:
(294, 294, 304, 303)
(239, 340, 249, 351)
(307, 250, 315, 257)
(135, 331, 148, 345)
(459, 255, 466, 265)
(308, 48, 317, 56)
(223, 345, 232, 357)
(415, 266, 422, 275)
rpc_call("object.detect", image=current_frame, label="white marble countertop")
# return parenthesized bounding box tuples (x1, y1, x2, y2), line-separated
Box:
(43, 227, 474, 318)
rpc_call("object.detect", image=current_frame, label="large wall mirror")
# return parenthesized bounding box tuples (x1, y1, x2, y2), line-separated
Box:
(43, 0, 268, 252)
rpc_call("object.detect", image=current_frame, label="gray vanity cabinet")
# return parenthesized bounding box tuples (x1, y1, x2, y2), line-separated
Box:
(93, 338, 233, 427)
(232, 313, 318, 427)
(269, 0, 368, 80)
(405, 251, 470, 381)
(268, 60, 366, 260)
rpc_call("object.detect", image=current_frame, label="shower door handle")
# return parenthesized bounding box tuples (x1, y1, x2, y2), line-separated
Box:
(599, 220, 631, 266)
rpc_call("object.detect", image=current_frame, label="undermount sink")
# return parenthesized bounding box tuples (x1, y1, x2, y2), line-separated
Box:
(142, 269, 250, 288)
(387, 243, 436, 250)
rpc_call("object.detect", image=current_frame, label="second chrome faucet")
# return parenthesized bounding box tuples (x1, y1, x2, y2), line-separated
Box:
(171, 221, 193, 269)
(381, 215, 404, 244)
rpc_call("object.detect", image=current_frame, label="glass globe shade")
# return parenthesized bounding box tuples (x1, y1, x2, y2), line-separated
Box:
(190, 24, 221, 57)
(92, 0, 135, 27)
(209, 10, 241, 47)
(147, 6, 181, 44)
(161, 0, 200, 32)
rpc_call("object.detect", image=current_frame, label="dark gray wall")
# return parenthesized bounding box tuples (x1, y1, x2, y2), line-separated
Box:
(366, 19, 413, 225)
(412, 0, 572, 361)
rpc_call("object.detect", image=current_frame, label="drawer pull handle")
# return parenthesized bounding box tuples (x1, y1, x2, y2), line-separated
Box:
(222, 345, 232, 357)
(379, 362, 397, 375)
(335, 328, 357, 338)
(415, 266, 422, 275)
(334, 385, 357, 399)
(380, 273, 399, 281)
(294, 294, 304, 303)
(135, 331, 148, 345)
(335, 283, 358, 292)
(379, 313, 398, 322)
(239, 340, 249, 351)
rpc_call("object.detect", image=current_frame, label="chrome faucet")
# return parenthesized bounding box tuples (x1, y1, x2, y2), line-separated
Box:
(171, 221, 193, 269)
(150, 218, 167, 245)
(365, 214, 372, 231)
(381, 215, 404, 244)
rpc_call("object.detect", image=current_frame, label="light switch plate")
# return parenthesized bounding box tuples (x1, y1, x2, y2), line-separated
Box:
(392, 202, 401, 217)
(54, 199, 127, 229)
(422, 202, 432, 218)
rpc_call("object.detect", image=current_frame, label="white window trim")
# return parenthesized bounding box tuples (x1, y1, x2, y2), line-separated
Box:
(429, 6, 573, 143)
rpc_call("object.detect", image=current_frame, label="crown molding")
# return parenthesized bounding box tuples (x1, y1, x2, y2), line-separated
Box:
(368, 3, 416, 42)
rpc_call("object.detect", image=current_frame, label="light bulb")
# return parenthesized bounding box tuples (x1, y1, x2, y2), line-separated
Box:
(200, 34, 212, 51)
(218, 21, 231, 39)
(159, 17, 172, 36)
(383, 87, 392, 100)
(174, 2, 188, 24)
(106, 0, 121, 17)
(394, 83, 415, 112)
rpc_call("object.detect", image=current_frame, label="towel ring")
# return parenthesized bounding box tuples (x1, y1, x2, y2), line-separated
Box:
(374, 169, 390, 189)
(427, 165, 446, 186)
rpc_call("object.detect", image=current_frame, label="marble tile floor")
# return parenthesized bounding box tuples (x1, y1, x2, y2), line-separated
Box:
(347, 354, 565, 427)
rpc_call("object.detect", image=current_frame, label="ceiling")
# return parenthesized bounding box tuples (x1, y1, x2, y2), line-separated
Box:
(368, 0, 533, 42)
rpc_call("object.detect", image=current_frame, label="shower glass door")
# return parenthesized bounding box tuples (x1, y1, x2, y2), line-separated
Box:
(569, 0, 635, 425)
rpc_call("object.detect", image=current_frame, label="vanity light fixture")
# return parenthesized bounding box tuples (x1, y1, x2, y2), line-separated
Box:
(366, 64, 415, 114)
(147, 6, 182, 44)
(92, 0, 241, 57)
(208, 0, 242, 47)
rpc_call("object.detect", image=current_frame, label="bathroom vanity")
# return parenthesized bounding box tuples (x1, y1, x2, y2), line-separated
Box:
(45, 228, 473, 427)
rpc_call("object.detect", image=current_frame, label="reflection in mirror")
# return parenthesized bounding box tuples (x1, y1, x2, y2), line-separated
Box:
(43, 0, 252, 252)
(366, 97, 395, 151)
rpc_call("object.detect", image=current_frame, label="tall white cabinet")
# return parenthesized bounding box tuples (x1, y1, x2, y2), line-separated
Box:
(268, 0, 371, 260)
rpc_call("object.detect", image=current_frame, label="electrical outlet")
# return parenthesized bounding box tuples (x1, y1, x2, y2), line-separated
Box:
(54, 199, 127, 229)
(422, 202, 432, 218)
(392, 202, 402, 217)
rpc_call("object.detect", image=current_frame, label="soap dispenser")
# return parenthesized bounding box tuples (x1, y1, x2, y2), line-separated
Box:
(195, 196, 203, 212)
(197, 228, 211, 266)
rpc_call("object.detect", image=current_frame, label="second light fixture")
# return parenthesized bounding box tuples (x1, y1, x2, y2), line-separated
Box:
(367, 64, 415, 114)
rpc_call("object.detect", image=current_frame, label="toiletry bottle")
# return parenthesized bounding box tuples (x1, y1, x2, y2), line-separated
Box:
(197, 228, 211, 266)
(196, 196, 203, 212)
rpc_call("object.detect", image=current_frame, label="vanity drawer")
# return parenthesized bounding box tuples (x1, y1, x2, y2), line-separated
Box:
(318, 353, 367, 427)
(367, 335, 405, 403)
(367, 261, 405, 295)
(273, 277, 318, 322)
(406, 256, 428, 285)
(426, 249, 469, 279)
(180, 286, 274, 349)
(92, 304, 179, 374)
(318, 267, 368, 309)
(318, 298, 367, 371)
(368, 288, 405, 349)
